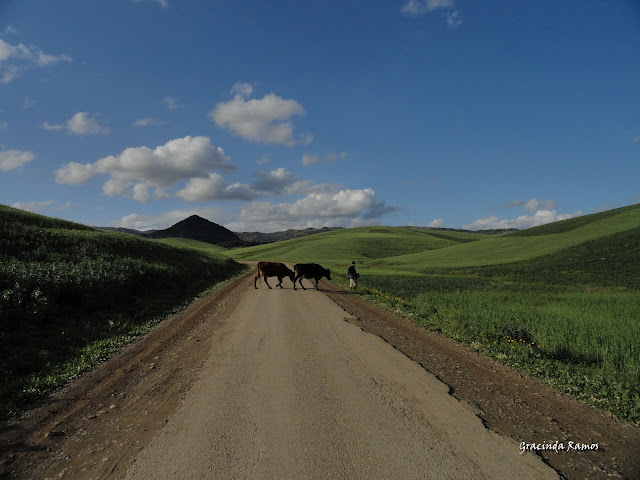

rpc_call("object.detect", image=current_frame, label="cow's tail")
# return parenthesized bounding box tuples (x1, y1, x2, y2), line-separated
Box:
(254, 264, 263, 288)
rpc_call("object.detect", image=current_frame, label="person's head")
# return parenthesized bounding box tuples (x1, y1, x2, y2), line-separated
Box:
(352, 261, 356, 265)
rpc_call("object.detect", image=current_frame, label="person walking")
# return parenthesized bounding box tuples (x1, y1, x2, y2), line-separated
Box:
(347, 261, 359, 292)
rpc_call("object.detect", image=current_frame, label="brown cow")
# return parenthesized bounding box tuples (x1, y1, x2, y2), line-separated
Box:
(254, 261, 295, 289)
(293, 263, 331, 290)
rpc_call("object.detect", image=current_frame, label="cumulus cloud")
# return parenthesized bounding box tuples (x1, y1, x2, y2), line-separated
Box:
(176, 167, 304, 203)
(401, 0, 462, 28)
(42, 112, 109, 135)
(0, 149, 35, 171)
(210, 86, 312, 146)
(508, 198, 557, 212)
(428, 218, 445, 228)
(55, 136, 235, 202)
(177, 173, 256, 202)
(67, 112, 109, 135)
(0, 38, 71, 84)
(227, 187, 400, 232)
(463, 209, 582, 231)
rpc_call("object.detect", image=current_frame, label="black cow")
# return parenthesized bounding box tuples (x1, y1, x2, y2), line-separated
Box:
(254, 261, 295, 289)
(293, 263, 331, 290)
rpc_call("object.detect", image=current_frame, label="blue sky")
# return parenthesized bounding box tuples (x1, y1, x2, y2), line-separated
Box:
(1, 0, 639, 232)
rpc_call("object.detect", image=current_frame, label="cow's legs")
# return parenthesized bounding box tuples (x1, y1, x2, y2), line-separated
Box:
(296, 277, 307, 290)
(276, 276, 284, 288)
(264, 276, 272, 289)
(314, 278, 319, 289)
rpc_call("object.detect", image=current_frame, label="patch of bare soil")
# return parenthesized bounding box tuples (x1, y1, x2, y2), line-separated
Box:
(323, 283, 640, 480)
(1, 271, 638, 480)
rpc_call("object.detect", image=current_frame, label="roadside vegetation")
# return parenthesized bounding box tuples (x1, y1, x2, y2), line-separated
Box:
(227, 205, 640, 424)
(0, 205, 246, 421)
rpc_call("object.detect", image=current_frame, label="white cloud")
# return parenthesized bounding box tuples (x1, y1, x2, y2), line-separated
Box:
(522, 198, 556, 212)
(176, 167, 303, 203)
(134, 0, 168, 8)
(133, 117, 164, 127)
(55, 136, 236, 202)
(163, 96, 181, 109)
(227, 187, 400, 232)
(67, 112, 109, 135)
(428, 218, 445, 228)
(41, 121, 64, 131)
(0, 38, 71, 84)
(463, 209, 582, 231)
(402, 0, 453, 15)
(507, 198, 557, 212)
(0, 149, 35, 171)
(177, 173, 256, 202)
(231, 81, 253, 97)
(401, 0, 462, 28)
(302, 151, 347, 166)
(11, 200, 73, 214)
(42, 112, 109, 135)
(210, 87, 311, 146)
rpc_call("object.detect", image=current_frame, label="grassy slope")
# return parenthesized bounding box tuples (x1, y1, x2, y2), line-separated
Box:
(226, 204, 640, 423)
(227, 226, 489, 267)
(155, 237, 230, 255)
(0, 205, 245, 419)
(379, 204, 640, 271)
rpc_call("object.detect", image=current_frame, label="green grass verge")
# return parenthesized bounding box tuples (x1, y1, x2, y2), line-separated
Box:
(0, 205, 247, 420)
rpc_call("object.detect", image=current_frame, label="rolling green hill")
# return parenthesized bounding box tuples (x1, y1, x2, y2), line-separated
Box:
(226, 203, 640, 423)
(0, 204, 245, 420)
(227, 225, 491, 268)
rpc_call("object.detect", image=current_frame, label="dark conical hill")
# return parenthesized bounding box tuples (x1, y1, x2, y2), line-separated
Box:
(146, 215, 241, 246)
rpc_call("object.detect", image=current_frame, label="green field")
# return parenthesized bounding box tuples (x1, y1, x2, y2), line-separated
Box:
(3, 202, 639, 425)
(0, 205, 246, 420)
(227, 205, 640, 424)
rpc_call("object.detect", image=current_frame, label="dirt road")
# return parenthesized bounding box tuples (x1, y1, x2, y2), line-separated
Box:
(124, 282, 555, 479)
(2, 269, 639, 479)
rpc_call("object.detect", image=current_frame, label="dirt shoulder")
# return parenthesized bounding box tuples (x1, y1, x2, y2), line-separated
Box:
(1, 272, 638, 479)
(323, 283, 640, 480)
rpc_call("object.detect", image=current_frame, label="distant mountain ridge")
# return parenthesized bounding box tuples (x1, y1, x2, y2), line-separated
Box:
(99, 216, 517, 247)
(236, 227, 343, 244)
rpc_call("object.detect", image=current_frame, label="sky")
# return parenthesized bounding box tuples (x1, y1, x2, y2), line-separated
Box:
(1, 0, 639, 233)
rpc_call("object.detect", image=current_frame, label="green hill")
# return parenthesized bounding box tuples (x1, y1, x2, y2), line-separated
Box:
(226, 203, 640, 424)
(0, 205, 245, 420)
(227, 225, 490, 268)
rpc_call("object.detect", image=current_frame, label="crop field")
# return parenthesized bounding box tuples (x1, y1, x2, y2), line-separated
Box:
(0, 205, 246, 420)
(228, 204, 640, 424)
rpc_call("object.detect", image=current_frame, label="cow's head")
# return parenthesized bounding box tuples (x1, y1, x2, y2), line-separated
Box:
(325, 268, 331, 280)
(287, 270, 295, 282)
